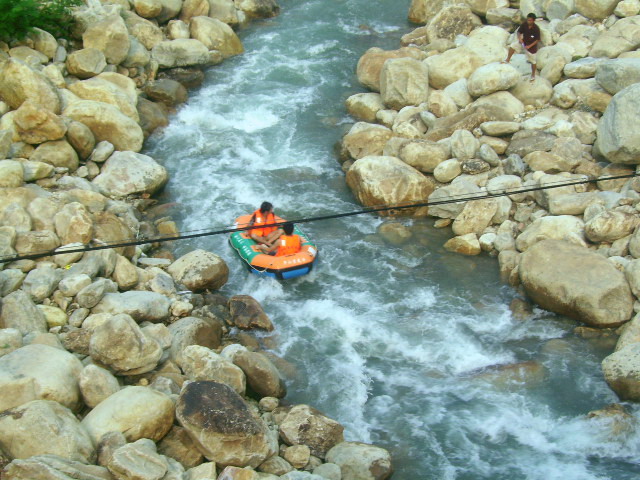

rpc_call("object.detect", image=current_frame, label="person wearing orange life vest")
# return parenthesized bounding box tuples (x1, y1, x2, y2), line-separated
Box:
(258, 222, 301, 256)
(249, 201, 283, 245)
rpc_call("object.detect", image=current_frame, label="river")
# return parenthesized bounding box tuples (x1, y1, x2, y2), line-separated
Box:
(143, 0, 640, 477)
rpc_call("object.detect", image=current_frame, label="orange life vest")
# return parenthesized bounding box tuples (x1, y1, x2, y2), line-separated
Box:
(250, 209, 276, 237)
(276, 234, 301, 256)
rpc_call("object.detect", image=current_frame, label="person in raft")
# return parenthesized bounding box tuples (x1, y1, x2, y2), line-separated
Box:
(258, 222, 301, 256)
(502, 13, 541, 82)
(249, 201, 283, 245)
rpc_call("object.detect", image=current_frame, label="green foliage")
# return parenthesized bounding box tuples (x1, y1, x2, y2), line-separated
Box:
(0, 0, 83, 41)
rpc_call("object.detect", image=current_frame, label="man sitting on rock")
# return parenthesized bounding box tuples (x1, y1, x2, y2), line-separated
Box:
(502, 13, 541, 82)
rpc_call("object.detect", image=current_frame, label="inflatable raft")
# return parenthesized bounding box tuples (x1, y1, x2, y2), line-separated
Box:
(229, 214, 318, 279)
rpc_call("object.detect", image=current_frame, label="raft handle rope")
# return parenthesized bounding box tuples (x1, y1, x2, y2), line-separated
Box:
(1, 172, 637, 264)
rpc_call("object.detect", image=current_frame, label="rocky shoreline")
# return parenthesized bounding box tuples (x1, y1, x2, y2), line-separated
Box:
(340, 0, 640, 410)
(0, 1, 393, 479)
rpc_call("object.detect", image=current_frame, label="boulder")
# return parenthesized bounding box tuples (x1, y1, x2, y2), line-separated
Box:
(343, 123, 393, 161)
(0, 400, 95, 462)
(14, 230, 61, 256)
(2, 455, 112, 480)
(108, 438, 169, 480)
(0, 59, 61, 113)
(157, 426, 205, 469)
(279, 405, 344, 459)
(152, 39, 212, 68)
(575, 0, 618, 19)
(425, 47, 483, 90)
(398, 140, 449, 173)
(427, 179, 483, 219)
(92, 150, 167, 197)
(78, 364, 121, 408)
(54, 202, 94, 245)
(92, 211, 136, 258)
(0, 328, 22, 358)
(433, 158, 462, 183)
(82, 15, 131, 65)
(235, 0, 279, 18)
(134, 0, 163, 18)
(176, 381, 271, 468)
(23, 266, 62, 302)
(427, 5, 481, 42)
(408, 0, 453, 24)
(519, 240, 633, 327)
(515, 215, 586, 251)
(325, 442, 393, 480)
(144, 79, 188, 107)
(180, 345, 246, 395)
(89, 313, 163, 375)
(467, 62, 520, 97)
(63, 100, 144, 152)
(231, 348, 286, 398)
(81, 386, 174, 443)
(92, 291, 171, 323)
(585, 211, 639, 243)
(450, 129, 479, 161)
(509, 77, 554, 107)
(602, 344, 640, 400)
(443, 233, 482, 255)
(168, 316, 223, 366)
(596, 84, 640, 165)
(190, 16, 244, 58)
(356, 47, 425, 92)
(167, 249, 229, 291)
(596, 58, 640, 96)
(564, 57, 605, 79)
(346, 93, 385, 123)
(69, 77, 139, 122)
(590, 16, 640, 58)
(0, 289, 47, 334)
(228, 295, 274, 331)
(30, 140, 79, 171)
(138, 97, 170, 137)
(0, 161, 24, 188)
(14, 101, 66, 144)
(379, 57, 429, 110)
(346, 156, 434, 216)
(66, 48, 107, 79)
(452, 199, 498, 236)
(0, 344, 83, 412)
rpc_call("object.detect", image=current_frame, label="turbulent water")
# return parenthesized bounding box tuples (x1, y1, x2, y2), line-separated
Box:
(144, 1, 640, 477)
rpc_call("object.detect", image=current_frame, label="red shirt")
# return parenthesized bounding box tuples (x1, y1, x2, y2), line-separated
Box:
(518, 22, 541, 53)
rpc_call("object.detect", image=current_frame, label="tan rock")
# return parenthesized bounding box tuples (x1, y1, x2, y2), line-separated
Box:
(279, 405, 344, 459)
(356, 47, 426, 92)
(345, 93, 385, 123)
(346, 156, 433, 216)
(452, 199, 498, 236)
(520, 239, 633, 327)
(30, 140, 79, 171)
(325, 442, 393, 480)
(66, 48, 107, 79)
(81, 385, 174, 443)
(69, 77, 139, 122)
(398, 140, 448, 173)
(180, 345, 246, 395)
(151, 39, 212, 68)
(78, 364, 121, 408)
(14, 101, 67, 144)
(380, 57, 429, 110)
(83, 15, 131, 65)
(0, 59, 61, 113)
(167, 249, 229, 292)
(444, 233, 482, 255)
(190, 16, 244, 58)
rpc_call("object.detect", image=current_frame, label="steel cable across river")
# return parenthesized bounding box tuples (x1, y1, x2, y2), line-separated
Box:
(144, 0, 640, 477)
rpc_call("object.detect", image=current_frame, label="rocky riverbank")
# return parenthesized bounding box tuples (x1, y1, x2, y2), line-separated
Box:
(340, 0, 640, 409)
(0, 1, 393, 479)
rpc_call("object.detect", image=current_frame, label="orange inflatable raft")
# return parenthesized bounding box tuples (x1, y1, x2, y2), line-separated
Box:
(229, 214, 318, 279)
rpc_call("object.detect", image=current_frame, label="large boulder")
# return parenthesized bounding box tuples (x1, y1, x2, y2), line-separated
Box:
(2, 455, 112, 480)
(584, 210, 639, 243)
(343, 123, 393, 160)
(515, 215, 586, 251)
(596, 84, 640, 165)
(176, 381, 272, 468)
(278, 405, 344, 459)
(356, 47, 425, 92)
(0, 59, 61, 113)
(0, 344, 83, 412)
(346, 156, 434, 216)
(0, 289, 48, 334)
(78, 364, 121, 408)
(451, 199, 498, 236)
(81, 386, 174, 443)
(325, 442, 393, 480)
(151, 39, 212, 68)
(235, 0, 279, 18)
(398, 140, 449, 173)
(408, 0, 454, 24)
(69, 76, 139, 122)
(54, 202, 94, 245)
(89, 313, 163, 375)
(66, 48, 107, 79)
(0, 400, 95, 462)
(180, 345, 246, 395)
(108, 439, 170, 480)
(63, 100, 144, 152)
(602, 344, 640, 401)
(379, 57, 429, 110)
(427, 179, 483, 219)
(575, 0, 619, 19)
(229, 347, 286, 398)
(228, 295, 274, 331)
(13, 100, 67, 144)
(590, 16, 640, 58)
(82, 15, 131, 65)
(92, 291, 171, 323)
(167, 249, 229, 292)
(168, 316, 223, 366)
(92, 151, 167, 197)
(190, 16, 243, 58)
(427, 5, 481, 42)
(595, 58, 640, 95)
(30, 140, 80, 171)
(519, 240, 634, 327)
(467, 62, 520, 97)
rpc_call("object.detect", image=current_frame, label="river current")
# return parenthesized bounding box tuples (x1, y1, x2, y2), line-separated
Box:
(143, 0, 640, 477)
